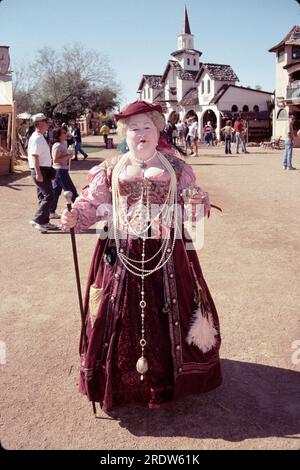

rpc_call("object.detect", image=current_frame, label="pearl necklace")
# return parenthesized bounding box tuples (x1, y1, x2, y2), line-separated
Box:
(131, 150, 157, 168)
(111, 150, 178, 380)
(112, 152, 178, 274)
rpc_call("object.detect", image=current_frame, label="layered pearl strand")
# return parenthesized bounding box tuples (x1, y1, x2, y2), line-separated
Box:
(111, 151, 178, 380)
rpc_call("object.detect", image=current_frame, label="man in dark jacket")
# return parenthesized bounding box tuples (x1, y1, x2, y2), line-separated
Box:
(73, 123, 88, 160)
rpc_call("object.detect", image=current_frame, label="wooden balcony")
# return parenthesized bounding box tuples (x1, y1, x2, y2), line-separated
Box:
(286, 84, 300, 103)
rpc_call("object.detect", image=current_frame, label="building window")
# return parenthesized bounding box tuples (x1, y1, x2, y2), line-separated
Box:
(147, 88, 150, 99)
(291, 70, 300, 81)
(253, 105, 259, 112)
(187, 58, 190, 66)
(277, 109, 288, 120)
(277, 48, 285, 62)
(193, 58, 196, 66)
(201, 81, 204, 94)
(207, 80, 210, 94)
(292, 46, 300, 60)
(231, 105, 238, 112)
(242, 105, 249, 112)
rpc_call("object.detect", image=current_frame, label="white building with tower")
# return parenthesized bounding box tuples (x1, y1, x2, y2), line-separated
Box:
(269, 25, 300, 147)
(137, 7, 273, 142)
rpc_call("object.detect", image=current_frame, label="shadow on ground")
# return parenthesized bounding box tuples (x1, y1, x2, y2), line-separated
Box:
(69, 157, 104, 172)
(0, 168, 32, 190)
(98, 359, 300, 442)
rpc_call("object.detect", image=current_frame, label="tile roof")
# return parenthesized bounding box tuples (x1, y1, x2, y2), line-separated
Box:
(179, 87, 199, 106)
(143, 75, 163, 88)
(137, 74, 163, 92)
(161, 60, 199, 82)
(269, 25, 300, 52)
(197, 63, 239, 82)
(152, 91, 167, 111)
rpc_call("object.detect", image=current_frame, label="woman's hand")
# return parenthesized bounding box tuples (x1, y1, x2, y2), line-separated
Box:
(61, 208, 79, 229)
(188, 191, 211, 219)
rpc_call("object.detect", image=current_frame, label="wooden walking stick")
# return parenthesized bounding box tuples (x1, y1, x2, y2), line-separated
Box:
(64, 191, 97, 416)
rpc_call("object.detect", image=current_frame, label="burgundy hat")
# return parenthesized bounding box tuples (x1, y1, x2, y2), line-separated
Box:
(114, 100, 163, 121)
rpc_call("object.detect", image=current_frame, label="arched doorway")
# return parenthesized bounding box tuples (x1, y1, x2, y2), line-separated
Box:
(202, 109, 217, 127)
(184, 110, 198, 122)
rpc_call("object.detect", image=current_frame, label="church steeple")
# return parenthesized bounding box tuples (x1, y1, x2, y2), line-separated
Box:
(177, 6, 194, 51)
(183, 5, 191, 34)
(171, 6, 202, 70)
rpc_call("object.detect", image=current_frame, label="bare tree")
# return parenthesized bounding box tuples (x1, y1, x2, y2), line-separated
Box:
(13, 43, 120, 120)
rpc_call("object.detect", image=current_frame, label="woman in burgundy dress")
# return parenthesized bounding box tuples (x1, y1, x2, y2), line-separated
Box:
(61, 101, 222, 412)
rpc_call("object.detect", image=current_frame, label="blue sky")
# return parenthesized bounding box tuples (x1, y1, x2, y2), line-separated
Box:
(1, 0, 300, 107)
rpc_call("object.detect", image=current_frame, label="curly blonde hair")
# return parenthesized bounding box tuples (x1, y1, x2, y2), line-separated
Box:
(117, 110, 165, 138)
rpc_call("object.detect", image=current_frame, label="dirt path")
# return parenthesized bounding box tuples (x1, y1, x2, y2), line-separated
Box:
(1, 139, 299, 450)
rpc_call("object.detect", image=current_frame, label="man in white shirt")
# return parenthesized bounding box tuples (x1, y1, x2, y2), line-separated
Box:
(28, 113, 58, 232)
(187, 118, 199, 156)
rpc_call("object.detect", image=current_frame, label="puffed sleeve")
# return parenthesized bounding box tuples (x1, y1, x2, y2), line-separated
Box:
(178, 163, 210, 217)
(72, 162, 113, 231)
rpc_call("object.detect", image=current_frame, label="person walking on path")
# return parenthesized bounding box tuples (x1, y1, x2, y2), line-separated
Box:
(27, 113, 59, 233)
(73, 123, 88, 160)
(233, 117, 247, 154)
(283, 115, 296, 170)
(176, 120, 184, 146)
(100, 123, 110, 148)
(241, 120, 249, 154)
(187, 117, 199, 156)
(62, 123, 75, 148)
(221, 120, 234, 155)
(203, 121, 213, 146)
(49, 127, 79, 219)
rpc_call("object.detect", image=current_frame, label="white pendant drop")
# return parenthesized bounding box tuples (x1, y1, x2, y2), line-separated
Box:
(136, 356, 149, 375)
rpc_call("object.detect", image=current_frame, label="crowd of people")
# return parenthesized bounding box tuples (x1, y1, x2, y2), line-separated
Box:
(165, 116, 249, 156)
(164, 113, 300, 169)
(27, 110, 299, 235)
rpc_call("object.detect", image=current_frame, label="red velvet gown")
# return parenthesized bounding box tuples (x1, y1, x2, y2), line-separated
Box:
(73, 154, 222, 411)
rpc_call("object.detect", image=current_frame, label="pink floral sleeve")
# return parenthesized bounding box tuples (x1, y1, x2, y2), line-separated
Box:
(72, 163, 112, 231)
(178, 163, 210, 216)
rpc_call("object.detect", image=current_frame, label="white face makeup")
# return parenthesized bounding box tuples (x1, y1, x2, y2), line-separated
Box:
(126, 113, 159, 159)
